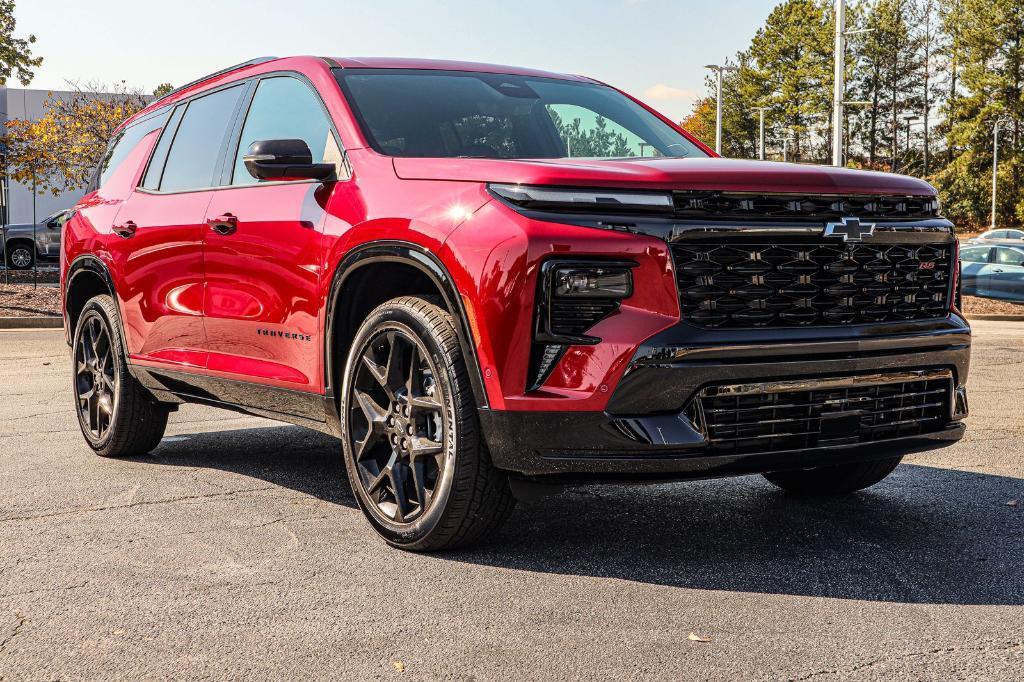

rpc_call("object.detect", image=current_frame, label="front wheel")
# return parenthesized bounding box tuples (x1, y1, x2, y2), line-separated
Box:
(762, 455, 903, 495)
(340, 296, 514, 551)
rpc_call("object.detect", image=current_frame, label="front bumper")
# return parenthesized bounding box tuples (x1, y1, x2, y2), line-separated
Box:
(480, 314, 970, 479)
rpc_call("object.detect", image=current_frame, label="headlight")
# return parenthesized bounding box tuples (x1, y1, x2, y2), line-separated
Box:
(489, 183, 673, 215)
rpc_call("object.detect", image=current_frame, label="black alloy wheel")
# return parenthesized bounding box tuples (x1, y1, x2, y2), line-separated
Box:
(72, 295, 168, 457)
(349, 326, 447, 523)
(75, 310, 119, 441)
(341, 296, 515, 551)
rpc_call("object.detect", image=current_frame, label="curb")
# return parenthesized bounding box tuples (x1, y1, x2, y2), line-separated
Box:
(0, 316, 62, 329)
(966, 314, 1024, 321)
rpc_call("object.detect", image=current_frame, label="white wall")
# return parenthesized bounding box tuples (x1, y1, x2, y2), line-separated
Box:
(1, 87, 85, 225)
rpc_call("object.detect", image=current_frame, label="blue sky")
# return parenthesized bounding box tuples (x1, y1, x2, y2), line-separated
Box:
(16, 0, 775, 122)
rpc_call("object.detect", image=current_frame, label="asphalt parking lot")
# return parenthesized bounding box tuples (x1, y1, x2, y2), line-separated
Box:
(1, 324, 1022, 680)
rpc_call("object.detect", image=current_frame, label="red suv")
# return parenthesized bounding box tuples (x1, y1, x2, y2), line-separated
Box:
(62, 56, 970, 550)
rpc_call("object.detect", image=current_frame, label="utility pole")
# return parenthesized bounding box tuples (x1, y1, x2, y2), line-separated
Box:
(832, 0, 873, 167)
(753, 106, 770, 160)
(832, 0, 846, 167)
(705, 63, 737, 155)
(991, 118, 1010, 230)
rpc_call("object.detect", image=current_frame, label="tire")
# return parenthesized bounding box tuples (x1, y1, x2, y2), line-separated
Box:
(6, 242, 34, 270)
(340, 296, 515, 551)
(72, 295, 168, 457)
(762, 455, 903, 495)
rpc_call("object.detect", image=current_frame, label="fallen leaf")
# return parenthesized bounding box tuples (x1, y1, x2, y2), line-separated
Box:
(393, 661, 405, 673)
(688, 632, 712, 643)
(1008, 500, 1019, 507)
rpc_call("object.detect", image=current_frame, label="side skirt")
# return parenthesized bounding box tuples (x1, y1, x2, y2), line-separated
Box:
(130, 366, 341, 437)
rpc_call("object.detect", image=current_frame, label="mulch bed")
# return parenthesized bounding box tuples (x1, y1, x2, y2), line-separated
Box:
(0, 284, 61, 317)
(962, 295, 1024, 316)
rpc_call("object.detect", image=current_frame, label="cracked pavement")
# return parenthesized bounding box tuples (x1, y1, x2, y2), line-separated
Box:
(0, 324, 1022, 680)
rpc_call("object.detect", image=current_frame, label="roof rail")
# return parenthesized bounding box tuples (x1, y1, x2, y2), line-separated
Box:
(153, 56, 278, 104)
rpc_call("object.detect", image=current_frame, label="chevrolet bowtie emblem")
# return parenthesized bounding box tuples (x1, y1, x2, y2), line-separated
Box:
(823, 216, 876, 242)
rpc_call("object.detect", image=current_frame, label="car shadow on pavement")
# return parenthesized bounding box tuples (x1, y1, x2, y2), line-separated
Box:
(146, 425, 1022, 606)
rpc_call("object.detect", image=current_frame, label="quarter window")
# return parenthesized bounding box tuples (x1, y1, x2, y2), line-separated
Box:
(158, 85, 244, 192)
(231, 77, 340, 185)
(93, 110, 169, 190)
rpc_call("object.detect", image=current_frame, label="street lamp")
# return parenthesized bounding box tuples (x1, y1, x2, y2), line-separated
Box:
(753, 106, 770, 160)
(705, 63, 738, 155)
(782, 136, 796, 162)
(903, 115, 921, 162)
(992, 118, 1011, 230)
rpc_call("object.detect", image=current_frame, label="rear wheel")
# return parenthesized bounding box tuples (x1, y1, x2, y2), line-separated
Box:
(6, 243, 34, 269)
(72, 295, 168, 457)
(340, 296, 514, 551)
(762, 455, 903, 495)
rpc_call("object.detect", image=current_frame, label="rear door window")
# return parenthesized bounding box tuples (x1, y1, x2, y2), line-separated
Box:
(141, 104, 185, 190)
(158, 85, 245, 192)
(996, 248, 1024, 266)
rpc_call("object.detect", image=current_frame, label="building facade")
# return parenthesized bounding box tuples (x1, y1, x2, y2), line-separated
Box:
(1, 87, 88, 226)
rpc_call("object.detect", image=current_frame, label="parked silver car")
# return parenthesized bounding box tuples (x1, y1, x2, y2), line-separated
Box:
(1, 209, 70, 269)
(961, 244, 1024, 301)
(966, 228, 1024, 246)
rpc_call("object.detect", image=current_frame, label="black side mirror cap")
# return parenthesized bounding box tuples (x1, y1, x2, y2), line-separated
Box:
(243, 139, 336, 182)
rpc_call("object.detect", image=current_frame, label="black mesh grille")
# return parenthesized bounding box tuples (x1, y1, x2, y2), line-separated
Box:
(673, 192, 940, 221)
(548, 299, 619, 337)
(672, 242, 952, 328)
(697, 376, 951, 455)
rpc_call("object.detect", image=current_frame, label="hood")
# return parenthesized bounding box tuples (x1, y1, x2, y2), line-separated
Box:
(392, 156, 936, 196)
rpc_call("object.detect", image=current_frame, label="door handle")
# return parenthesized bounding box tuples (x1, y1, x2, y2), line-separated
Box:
(207, 213, 238, 236)
(113, 220, 137, 238)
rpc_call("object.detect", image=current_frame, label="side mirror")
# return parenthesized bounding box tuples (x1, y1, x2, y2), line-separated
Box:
(243, 139, 336, 182)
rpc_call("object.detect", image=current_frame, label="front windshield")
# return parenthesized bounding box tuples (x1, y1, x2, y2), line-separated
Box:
(334, 69, 707, 160)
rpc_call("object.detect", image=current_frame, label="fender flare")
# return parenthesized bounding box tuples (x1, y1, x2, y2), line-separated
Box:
(65, 255, 127, 348)
(323, 240, 489, 409)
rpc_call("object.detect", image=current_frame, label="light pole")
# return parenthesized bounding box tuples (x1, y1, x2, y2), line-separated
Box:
(705, 63, 738, 155)
(783, 136, 796, 162)
(991, 118, 1011, 230)
(753, 106, 770, 160)
(832, 0, 874, 166)
(903, 115, 921, 164)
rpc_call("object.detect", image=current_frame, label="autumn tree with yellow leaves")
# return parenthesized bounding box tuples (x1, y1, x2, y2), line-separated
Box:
(3, 83, 148, 196)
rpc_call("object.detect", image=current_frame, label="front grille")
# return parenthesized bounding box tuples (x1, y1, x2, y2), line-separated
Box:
(672, 242, 952, 328)
(673, 192, 940, 221)
(694, 372, 951, 456)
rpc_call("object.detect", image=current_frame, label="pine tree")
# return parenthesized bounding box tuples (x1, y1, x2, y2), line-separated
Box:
(933, 0, 1024, 226)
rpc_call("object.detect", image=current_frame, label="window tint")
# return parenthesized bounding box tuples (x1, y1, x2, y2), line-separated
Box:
(335, 69, 706, 159)
(961, 247, 991, 263)
(231, 77, 338, 185)
(988, 230, 1009, 239)
(996, 248, 1024, 266)
(94, 110, 169, 189)
(142, 104, 185, 190)
(1008, 230, 1024, 239)
(159, 85, 244, 192)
